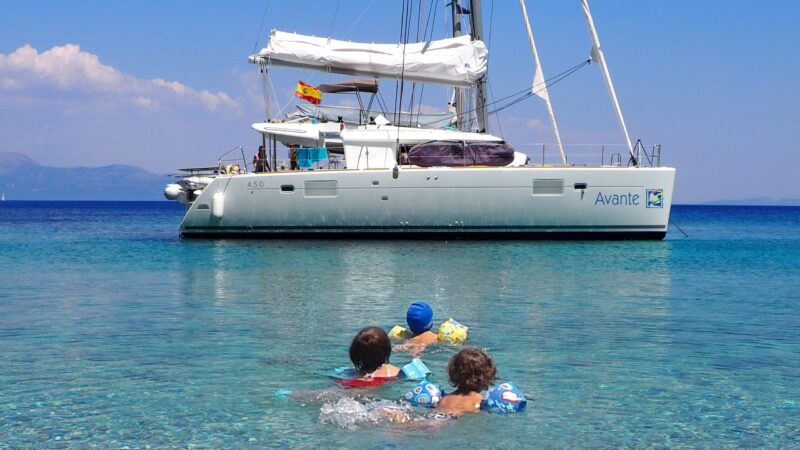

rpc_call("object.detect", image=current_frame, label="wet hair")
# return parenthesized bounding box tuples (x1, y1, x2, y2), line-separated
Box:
(448, 347, 497, 393)
(349, 326, 392, 375)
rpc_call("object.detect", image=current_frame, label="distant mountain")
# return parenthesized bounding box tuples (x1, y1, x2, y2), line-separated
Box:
(703, 197, 800, 206)
(0, 152, 170, 200)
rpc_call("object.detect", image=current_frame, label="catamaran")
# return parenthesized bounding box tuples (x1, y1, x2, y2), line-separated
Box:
(165, 0, 675, 239)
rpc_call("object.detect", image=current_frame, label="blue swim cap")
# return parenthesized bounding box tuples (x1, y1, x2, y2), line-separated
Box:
(406, 302, 433, 334)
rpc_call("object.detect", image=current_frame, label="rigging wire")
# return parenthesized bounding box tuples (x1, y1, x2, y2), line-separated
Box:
(344, 0, 378, 36)
(488, 82, 504, 138)
(252, 1, 271, 54)
(489, 60, 588, 116)
(392, 0, 408, 124)
(413, 0, 440, 125)
(394, 0, 413, 135)
(417, 59, 590, 128)
(260, 64, 271, 119)
(406, 0, 426, 120)
(328, 0, 341, 36)
(485, 0, 502, 136)
(268, 70, 282, 120)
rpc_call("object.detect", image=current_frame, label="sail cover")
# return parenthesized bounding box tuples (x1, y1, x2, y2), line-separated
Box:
(250, 30, 488, 87)
(407, 141, 515, 167)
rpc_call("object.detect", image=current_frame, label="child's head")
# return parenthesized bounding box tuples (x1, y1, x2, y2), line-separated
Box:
(448, 347, 497, 393)
(406, 301, 433, 334)
(349, 326, 392, 374)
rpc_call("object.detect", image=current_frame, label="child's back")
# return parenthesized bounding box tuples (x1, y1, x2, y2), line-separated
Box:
(397, 302, 438, 355)
(438, 347, 497, 415)
(348, 326, 400, 381)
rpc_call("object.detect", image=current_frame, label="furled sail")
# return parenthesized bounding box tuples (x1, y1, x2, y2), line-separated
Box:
(249, 30, 488, 88)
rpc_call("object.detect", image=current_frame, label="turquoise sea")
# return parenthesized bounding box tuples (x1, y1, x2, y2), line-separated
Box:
(1, 202, 798, 448)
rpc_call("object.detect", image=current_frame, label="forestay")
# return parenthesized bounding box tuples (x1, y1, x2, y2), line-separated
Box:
(249, 30, 488, 88)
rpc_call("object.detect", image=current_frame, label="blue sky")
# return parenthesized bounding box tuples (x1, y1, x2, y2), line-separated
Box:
(1, 0, 798, 203)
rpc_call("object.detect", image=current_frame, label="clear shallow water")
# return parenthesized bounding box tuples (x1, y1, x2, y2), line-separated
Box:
(1, 202, 798, 448)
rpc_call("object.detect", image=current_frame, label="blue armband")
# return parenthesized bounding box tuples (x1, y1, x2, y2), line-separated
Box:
(404, 380, 443, 407)
(481, 382, 527, 413)
(400, 358, 431, 380)
(329, 367, 359, 379)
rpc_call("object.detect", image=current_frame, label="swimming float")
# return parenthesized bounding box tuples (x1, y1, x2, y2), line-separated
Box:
(403, 380, 443, 407)
(481, 382, 527, 413)
(400, 358, 431, 380)
(388, 325, 411, 340)
(437, 318, 469, 344)
(330, 359, 431, 388)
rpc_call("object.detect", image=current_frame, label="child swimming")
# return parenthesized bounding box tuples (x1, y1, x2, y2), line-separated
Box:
(320, 348, 495, 428)
(438, 347, 497, 415)
(343, 326, 400, 386)
(394, 302, 440, 356)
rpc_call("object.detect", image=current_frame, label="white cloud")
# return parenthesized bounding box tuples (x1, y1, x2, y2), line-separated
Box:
(132, 96, 157, 110)
(0, 44, 238, 111)
(1, 77, 20, 89)
(525, 118, 545, 132)
(416, 103, 446, 114)
(334, 98, 360, 108)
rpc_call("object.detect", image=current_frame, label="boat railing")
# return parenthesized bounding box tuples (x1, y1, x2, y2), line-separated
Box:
(206, 142, 664, 174)
(515, 142, 664, 168)
(217, 145, 250, 175)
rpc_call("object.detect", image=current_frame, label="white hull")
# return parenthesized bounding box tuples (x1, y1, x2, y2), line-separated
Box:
(179, 166, 675, 239)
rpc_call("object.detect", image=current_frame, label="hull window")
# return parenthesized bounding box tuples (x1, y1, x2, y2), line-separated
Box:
(281, 185, 295, 193)
(533, 179, 564, 196)
(304, 180, 338, 197)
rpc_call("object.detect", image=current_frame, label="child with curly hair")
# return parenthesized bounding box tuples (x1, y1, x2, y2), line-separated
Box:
(438, 347, 497, 415)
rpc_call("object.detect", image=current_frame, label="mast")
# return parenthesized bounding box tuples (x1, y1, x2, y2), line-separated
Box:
(450, 2, 464, 130)
(469, 0, 489, 133)
(519, 0, 566, 164)
(579, 0, 637, 165)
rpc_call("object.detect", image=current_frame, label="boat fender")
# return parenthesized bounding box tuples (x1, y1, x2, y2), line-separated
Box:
(164, 183, 183, 200)
(211, 192, 224, 219)
(393, 165, 399, 179)
(437, 318, 468, 344)
(481, 382, 527, 413)
(403, 380, 442, 407)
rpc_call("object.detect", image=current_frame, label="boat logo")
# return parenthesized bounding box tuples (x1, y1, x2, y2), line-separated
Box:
(646, 189, 664, 208)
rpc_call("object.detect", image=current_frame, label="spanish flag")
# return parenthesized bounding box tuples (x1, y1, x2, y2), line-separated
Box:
(294, 81, 322, 105)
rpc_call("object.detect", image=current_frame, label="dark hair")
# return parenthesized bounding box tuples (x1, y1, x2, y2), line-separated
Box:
(349, 326, 392, 375)
(448, 347, 497, 393)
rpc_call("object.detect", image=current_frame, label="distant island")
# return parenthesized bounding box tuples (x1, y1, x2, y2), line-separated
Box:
(0, 152, 170, 201)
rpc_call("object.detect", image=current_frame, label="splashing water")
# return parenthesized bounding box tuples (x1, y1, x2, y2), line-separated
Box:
(319, 398, 411, 430)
